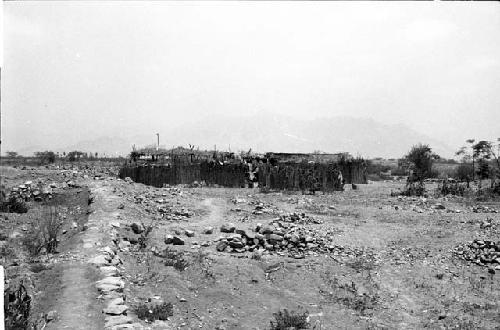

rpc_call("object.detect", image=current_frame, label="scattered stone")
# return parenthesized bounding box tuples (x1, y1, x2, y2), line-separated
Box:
(185, 229, 195, 237)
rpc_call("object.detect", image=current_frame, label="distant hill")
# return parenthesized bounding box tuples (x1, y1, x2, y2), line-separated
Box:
(13, 114, 455, 159)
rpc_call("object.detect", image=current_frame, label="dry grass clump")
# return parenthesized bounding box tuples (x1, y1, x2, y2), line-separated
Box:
(22, 206, 62, 256)
(135, 302, 173, 322)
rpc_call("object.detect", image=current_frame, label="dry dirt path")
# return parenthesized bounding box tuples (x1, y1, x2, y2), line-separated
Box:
(45, 180, 123, 330)
(45, 263, 103, 330)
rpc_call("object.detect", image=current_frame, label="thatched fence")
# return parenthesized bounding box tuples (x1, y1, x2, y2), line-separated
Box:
(119, 159, 366, 192)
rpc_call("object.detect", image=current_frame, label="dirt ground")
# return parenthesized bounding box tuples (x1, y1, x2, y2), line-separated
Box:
(1, 165, 499, 329)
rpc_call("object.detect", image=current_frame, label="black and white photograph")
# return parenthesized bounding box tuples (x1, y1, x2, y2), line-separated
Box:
(1, 1, 500, 329)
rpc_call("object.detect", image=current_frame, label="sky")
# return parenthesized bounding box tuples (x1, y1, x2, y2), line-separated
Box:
(2, 1, 500, 155)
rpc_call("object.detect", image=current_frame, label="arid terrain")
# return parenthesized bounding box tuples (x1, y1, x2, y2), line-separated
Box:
(1, 164, 499, 329)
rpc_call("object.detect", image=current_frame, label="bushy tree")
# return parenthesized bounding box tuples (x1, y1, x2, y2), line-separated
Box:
(457, 139, 500, 181)
(403, 144, 439, 183)
(6, 151, 18, 158)
(35, 151, 56, 164)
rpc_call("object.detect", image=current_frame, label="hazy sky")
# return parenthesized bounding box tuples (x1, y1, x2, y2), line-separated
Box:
(2, 2, 500, 153)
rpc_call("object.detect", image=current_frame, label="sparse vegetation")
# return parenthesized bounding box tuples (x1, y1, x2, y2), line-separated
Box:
(22, 206, 63, 256)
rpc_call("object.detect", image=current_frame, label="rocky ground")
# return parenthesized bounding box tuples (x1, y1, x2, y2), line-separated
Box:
(1, 165, 499, 329)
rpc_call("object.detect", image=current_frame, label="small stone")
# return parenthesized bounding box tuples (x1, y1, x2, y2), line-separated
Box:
(216, 240, 228, 252)
(259, 225, 274, 234)
(220, 223, 236, 233)
(45, 310, 58, 322)
(203, 227, 214, 234)
(107, 297, 125, 306)
(172, 236, 185, 245)
(235, 229, 247, 237)
(164, 235, 174, 244)
(110, 221, 121, 228)
(229, 240, 245, 248)
(185, 230, 195, 237)
(110, 255, 122, 266)
(434, 203, 446, 210)
(130, 223, 144, 234)
(102, 246, 116, 257)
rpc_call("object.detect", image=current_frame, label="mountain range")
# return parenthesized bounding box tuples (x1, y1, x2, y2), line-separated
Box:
(15, 114, 456, 159)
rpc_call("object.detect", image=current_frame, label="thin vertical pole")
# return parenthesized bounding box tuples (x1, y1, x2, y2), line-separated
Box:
(1, 265, 4, 330)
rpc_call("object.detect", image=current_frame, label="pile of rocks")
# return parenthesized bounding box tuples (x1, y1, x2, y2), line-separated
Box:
(214, 221, 348, 259)
(471, 205, 498, 213)
(480, 217, 497, 230)
(454, 239, 500, 268)
(8, 181, 54, 202)
(131, 191, 193, 220)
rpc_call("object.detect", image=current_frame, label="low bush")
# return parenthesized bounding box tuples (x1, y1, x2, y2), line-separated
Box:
(136, 302, 173, 322)
(270, 309, 309, 330)
(22, 206, 63, 256)
(391, 182, 426, 197)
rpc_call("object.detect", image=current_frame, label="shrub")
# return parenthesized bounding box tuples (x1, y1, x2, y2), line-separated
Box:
(0, 195, 28, 213)
(22, 206, 63, 256)
(4, 282, 32, 330)
(138, 222, 154, 250)
(136, 302, 173, 322)
(270, 309, 309, 330)
(160, 247, 189, 271)
(438, 180, 466, 196)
